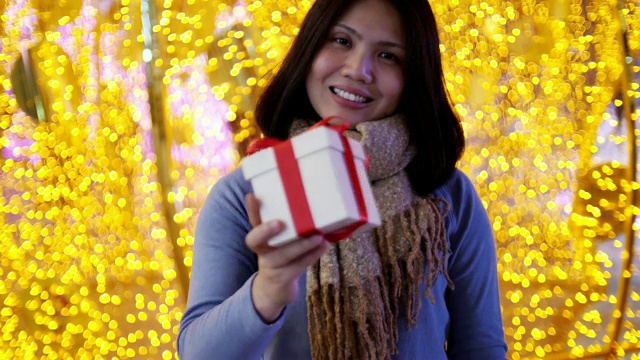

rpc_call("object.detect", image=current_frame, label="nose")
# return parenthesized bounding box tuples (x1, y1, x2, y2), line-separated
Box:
(340, 50, 373, 84)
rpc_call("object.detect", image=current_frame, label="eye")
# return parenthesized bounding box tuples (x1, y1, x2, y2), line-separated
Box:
(333, 37, 351, 47)
(379, 51, 398, 61)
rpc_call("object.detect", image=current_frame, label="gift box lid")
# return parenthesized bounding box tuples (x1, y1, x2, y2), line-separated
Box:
(241, 126, 365, 180)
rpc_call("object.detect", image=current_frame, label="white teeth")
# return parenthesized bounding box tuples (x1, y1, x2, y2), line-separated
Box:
(332, 88, 368, 103)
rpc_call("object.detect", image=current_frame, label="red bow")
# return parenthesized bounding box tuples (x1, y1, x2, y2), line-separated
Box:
(247, 117, 349, 155)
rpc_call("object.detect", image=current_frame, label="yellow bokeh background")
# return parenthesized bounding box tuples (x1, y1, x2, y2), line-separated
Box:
(0, 0, 639, 359)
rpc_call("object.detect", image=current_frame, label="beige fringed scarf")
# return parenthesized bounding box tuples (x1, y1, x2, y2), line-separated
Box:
(290, 114, 454, 360)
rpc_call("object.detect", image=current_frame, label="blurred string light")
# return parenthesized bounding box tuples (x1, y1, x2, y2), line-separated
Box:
(610, 0, 638, 355)
(0, 0, 638, 359)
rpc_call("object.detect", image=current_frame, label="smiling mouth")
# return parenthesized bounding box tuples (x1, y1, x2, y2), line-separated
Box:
(330, 87, 372, 103)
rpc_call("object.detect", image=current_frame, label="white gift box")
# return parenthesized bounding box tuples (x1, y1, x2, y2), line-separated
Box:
(241, 126, 381, 247)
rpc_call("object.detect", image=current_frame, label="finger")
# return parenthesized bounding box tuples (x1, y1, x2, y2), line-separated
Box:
(246, 220, 284, 253)
(264, 235, 327, 268)
(245, 193, 262, 228)
(281, 238, 329, 273)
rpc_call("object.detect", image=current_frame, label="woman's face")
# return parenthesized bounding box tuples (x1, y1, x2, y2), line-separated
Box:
(305, 0, 406, 128)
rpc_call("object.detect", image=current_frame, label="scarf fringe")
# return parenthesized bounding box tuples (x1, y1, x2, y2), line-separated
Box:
(307, 197, 452, 360)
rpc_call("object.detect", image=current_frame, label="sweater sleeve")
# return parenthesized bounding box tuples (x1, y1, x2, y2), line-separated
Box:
(435, 170, 508, 360)
(177, 170, 285, 360)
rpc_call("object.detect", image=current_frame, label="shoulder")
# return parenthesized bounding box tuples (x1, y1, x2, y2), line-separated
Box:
(431, 169, 486, 224)
(208, 167, 251, 200)
(200, 167, 252, 221)
(430, 169, 493, 248)
(210, 166, 252, 195)
(432, 168, 478, 196)
(194, 167, 255, 261)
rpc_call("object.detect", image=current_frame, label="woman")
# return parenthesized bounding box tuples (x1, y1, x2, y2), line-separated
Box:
(178, 0, 508, 359)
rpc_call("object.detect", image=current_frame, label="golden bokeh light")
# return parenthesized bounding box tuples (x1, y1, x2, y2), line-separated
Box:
(0, 0, 639, 359)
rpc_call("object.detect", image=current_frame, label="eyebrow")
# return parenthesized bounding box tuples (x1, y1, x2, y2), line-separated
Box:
(334, 23, 406, 49)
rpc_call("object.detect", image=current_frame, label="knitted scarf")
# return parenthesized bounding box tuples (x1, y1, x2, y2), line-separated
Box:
(289, 114, 454, 360)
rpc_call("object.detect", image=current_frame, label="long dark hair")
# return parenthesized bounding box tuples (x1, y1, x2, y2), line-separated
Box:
(255, 0, 465, 195)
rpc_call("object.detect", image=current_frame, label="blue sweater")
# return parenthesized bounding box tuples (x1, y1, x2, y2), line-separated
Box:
(178, 168, 508, 359)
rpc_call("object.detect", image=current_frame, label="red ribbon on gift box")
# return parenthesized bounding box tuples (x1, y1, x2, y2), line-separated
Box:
(246, 117, 368, 243)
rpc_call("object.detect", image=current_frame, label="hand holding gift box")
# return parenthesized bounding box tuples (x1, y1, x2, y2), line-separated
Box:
(241, 118, 381, 247)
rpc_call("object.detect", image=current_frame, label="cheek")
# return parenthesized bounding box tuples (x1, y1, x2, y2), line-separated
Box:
(378, 75, 403, 118)
(306, 67, 322, 99)
(309, 51, 333, 78)
(306, 56, 331, 115)
(386, 74, 404, 108)
(307, 60, 328, 94)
